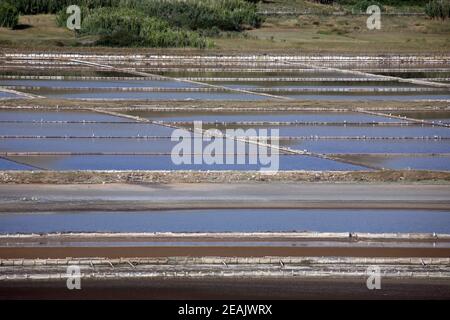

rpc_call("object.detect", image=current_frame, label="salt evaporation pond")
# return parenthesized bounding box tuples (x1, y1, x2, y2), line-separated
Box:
(0, 209, 449, 234)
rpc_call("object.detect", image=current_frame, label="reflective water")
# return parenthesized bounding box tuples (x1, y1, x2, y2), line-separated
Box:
(224, 85, 425, 90)
(3, 154, 367, 171)
(41, 91, 271, 101)
(0, 91, 20, 99)
(281, 139, 450, 154)
(210, 81, 419, 88)
(128, 111, 401, 123)
(0, 79, 203, 89)
(281, 94, 450, 101)
(201, 124, 450, 138)
(0, 122, 174, 137)
(158, 71, 377, 78)
(0, 209, 448, 233)
(0, 157, 35, 170)
(34, 91, 450, 101)
(0, 110, 127, 122)
(0, 138, 249, 153)
(337, 155, 450, 171)
(393, 111, 450, 124)
(0, 69, 139, 77)
(375, 155, 450, 171)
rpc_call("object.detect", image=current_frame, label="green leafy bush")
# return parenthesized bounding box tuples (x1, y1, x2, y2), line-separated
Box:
(16, 0, 262, 48)
(336, 0, 428, 5)
(0, 2, 19, 29)
(352, 0, 384, 12)
(425, 0, 450, 19)
(11, 0, 262, 31)
(82, 7, 143, 36)
(81, 7, 212, 48)
(12, 0, 121, 14)
(121, 0, 263, 31)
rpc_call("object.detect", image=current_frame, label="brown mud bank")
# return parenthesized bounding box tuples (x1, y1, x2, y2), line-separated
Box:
(2, 200, 449, 212)
(1, 246, 449, 259)
(1, 99, 450, 111)
(1, 255, 449, 299)
(1, 170, 450, 184)
(2, 277, 450, 300)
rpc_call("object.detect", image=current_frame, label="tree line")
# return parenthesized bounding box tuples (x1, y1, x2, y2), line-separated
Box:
(1, 0, 263, 48)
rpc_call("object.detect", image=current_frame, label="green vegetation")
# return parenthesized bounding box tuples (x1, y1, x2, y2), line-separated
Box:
(7, 0, 120, 14)
(121, 0, 263, 31)
(425, 0, 450, 19)
(0, 2, 19, 29)
(1, 0, 449, 51)
(27, 0, 262, 48)
(81, 7, 142, 36)
(8, 0, 263, 31)
(336, 0, 429, 6)
(80, 7, 213, 48)
(352, 1, 384, 12)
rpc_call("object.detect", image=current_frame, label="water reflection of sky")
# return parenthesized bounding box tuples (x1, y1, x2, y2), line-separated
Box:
(1, 209, 449, 233)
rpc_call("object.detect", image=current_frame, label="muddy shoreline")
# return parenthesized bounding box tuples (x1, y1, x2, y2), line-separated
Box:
(1, 200, 449, 212)
(3, 277, 450, 300)
(1, 170, 450, 184)
(1, 182, 449, 213)
(2, 99, 450, 111)
(1, 246, 449, 259)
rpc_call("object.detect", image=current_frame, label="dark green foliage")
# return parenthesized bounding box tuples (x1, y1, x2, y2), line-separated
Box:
(311, 0, 335, 4)
(336, 0, 429, 5)
(10, 0, 121, 14)
(0, 2, 19, 29)
(121, 0, 263, 31)
(81, 7, 143, 36)
(95, 28, 143, 47)
(425, 0, 450, 19)
(352, 0, 384, 12)
(8, 0, 262, 48)
(81, 7, 213, 48)
(8, 0, 262, 31)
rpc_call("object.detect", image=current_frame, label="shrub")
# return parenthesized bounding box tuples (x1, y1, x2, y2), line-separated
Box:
(0, 2, 19, 29)
(39, 0, 262, 32)
(352, 0, 384, 12)
(12, 0, 121, 14)
(81, 7, 212, 48)
(81, 7, 143, 36)
(425, 0, 450, 19)
(11, 0, 263, 31)
(122, 0, 263, 31)
(336, 0, 428, 5)
(95, 28, 143, 47)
